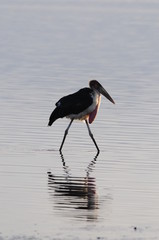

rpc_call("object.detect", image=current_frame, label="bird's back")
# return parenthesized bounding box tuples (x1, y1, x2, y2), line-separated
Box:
(48, 88, 93, 126)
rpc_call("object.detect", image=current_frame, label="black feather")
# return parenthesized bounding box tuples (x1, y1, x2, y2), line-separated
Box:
(48, 88, 93, 126)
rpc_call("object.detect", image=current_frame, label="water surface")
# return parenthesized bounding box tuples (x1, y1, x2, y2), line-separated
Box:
(1, 0, 159, 239)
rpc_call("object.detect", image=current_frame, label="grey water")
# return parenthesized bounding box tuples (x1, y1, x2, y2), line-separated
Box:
(1, 0, 159, 239)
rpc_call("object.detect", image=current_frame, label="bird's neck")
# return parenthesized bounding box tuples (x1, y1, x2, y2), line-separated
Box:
(92, 90, 101, 107)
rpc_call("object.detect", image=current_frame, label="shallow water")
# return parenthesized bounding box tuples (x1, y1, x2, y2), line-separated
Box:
(1, 0, 159, 239)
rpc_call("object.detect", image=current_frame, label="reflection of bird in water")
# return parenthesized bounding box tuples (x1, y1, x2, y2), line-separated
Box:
(48, 80, 115, 153)
(47, 152, 99, 219)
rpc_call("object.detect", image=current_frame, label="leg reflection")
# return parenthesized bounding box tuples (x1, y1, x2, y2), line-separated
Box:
(86, 151, 99, 177)
(47, 151, 100, 219)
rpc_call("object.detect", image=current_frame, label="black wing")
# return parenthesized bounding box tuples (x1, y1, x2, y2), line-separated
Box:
(48, 88, 93, 126)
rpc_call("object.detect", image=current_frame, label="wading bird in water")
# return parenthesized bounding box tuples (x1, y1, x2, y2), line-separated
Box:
(48, 80, 115, 153)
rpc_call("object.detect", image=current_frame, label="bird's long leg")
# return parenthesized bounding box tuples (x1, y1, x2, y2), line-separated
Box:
(59, 119, 74, 152)
(85, 120, 100, 154)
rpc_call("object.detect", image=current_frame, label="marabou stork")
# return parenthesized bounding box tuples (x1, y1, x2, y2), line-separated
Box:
(48, 80, 115, 153)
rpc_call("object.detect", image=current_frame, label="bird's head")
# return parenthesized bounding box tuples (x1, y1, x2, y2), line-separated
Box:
(89, 80, 115, 104)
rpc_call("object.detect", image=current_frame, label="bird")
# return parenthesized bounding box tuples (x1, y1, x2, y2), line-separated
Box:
(48, 80, 115, 153)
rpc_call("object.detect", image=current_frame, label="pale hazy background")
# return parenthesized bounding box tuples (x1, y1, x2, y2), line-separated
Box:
(0, 0, 159, 239)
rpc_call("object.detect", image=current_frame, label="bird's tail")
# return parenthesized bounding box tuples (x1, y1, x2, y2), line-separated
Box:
(48, 107, 60, 126)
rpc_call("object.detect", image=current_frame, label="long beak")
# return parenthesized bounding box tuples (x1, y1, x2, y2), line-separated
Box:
(99, 85, 115, 104)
